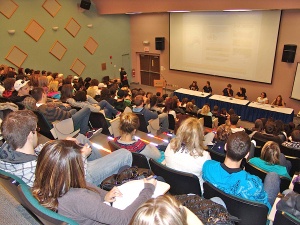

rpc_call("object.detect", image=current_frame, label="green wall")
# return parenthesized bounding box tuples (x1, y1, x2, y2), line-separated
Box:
(0, 0, 131, 80)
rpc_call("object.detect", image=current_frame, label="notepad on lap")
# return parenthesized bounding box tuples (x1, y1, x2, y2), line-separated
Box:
(112, 180, 170, 210)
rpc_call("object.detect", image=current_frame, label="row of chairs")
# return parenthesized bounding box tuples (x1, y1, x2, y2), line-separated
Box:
(34, 110, 110, 140)
(251, 136, 300, 176)
(109, 142, 292, 225)
(108, 141, 202, 196)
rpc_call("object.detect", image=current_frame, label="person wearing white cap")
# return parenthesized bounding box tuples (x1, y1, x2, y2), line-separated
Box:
(97, 83, 107, 95)
(8, 79, 38, 110)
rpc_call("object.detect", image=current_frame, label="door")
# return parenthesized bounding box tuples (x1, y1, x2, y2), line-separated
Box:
(140, 54, 160, 86)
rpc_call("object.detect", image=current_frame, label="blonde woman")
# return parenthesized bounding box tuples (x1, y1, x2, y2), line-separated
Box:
(198, 104, 212, 117)
(130, 195, 203, 225)
(248, 141, 291, 179)
(47, 80, 61, 99)
(113, 112, 161, 160)
(165, 117, 211, 192)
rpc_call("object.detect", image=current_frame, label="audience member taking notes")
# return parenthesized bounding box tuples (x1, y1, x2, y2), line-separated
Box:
(32, 140, 156, 225)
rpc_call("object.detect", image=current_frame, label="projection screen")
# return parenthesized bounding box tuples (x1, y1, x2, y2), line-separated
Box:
(170, 11, 281, 83)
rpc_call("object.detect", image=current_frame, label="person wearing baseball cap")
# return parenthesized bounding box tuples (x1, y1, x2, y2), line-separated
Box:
(8, 79, 37, 110)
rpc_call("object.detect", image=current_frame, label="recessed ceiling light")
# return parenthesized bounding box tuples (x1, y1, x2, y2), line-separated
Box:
(223, 9, 252, 12)
(168, 10, 191, 13)
(125, 12, 142, 15)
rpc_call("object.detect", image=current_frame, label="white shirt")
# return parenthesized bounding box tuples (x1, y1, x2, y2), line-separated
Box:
(165, 144, 211, 193)
(257, 96, 269, 104)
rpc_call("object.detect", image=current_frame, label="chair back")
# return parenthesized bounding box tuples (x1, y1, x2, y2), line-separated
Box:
(108, 117, 121, 137)
(203, 182, 269, 225)
(33, 111, 55, 140)
(0, 169, 26, 203)
(51, 118, 80, 140)
(206, 148, 225, 163)
(252, 137, 266, 148)
(0, 108, 13, 120)
(167, 114, 175, 130)
(134, 113, 149, 133)
(273, 210, 300, 225)
(123, 107, 132, 113)
(108, 140, 121, 152)
(285, 155, 300, 177)
(17, 184, 78, 225)
(244, 162, 290, 193)
(202, 115, 213, 128)
(216, 115, 226, 126)
(280, 145, 300, 158)
(149, 158, 201, 195)
(132, 152, 150, 169)
(89, 112, 110, 135)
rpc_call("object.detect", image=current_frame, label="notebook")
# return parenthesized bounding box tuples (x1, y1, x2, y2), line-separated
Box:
(111, 180, 170, 210)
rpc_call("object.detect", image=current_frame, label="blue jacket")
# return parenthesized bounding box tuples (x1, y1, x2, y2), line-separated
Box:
(203, 160, 271, 209)
(249, 157, 291, 179)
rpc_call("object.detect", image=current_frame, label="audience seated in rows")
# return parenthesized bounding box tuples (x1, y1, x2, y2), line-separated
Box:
(133, 95, 169, 133)
(31, 87, 91, 135)
(0, 110, 132, 187)
(60, 84, 120, 119)
(203, 131, 281, 209)
(252, 120, 284, 144)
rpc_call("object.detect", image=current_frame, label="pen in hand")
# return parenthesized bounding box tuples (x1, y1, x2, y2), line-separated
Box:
(146, 175, 157, 180)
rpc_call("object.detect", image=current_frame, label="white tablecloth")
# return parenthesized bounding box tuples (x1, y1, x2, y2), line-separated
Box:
(175, 88, 211, 98)
(248, 102, 294, 115)
(209, 94, 249, 106)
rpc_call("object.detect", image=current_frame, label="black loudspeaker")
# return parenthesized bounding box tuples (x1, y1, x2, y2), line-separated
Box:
(282, 44, 297, 63)
(80, 0, 91, 10)
(155, 37, 165, 50)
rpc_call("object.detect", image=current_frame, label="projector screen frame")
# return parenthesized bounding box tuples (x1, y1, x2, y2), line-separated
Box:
(169, 10, 282, 84)
(290, 62, 300, 101)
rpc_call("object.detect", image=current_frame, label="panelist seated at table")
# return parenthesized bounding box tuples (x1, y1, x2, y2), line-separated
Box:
(189, 81, 199, 91)
(235, 87, 247, 100)
(256, 92, 269, 104)
(203, 81, 212, 94)
(271, 95, 286, 108)
(222, 83, 234, 97)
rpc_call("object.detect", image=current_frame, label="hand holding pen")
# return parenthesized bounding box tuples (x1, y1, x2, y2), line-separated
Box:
(144, 175, 157, 187)
(104, 186, 123, 203)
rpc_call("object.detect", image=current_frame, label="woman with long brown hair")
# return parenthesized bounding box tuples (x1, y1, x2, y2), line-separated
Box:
(32, 140, 156, 225)
(248, 141, 291, 179)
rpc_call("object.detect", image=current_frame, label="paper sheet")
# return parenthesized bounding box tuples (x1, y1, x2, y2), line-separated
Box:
(112, 180, 170, 210)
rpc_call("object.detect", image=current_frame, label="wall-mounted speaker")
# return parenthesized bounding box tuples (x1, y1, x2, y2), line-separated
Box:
(282, 44, 297, 63)
(80, 0, 91, 10)
(155, 37, 165, 51)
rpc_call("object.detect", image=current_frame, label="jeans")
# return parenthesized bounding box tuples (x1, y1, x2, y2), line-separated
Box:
(72, 107, 91, 134)
(264, 172, 280, 206)
(85, 149, 133, 186)
(98, 100, 118, 119)
(279, 153, 292, 173)
(158, 113, 169, 132)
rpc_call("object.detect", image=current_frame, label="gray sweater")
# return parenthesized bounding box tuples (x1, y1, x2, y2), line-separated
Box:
(57, 183, 155, 225)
